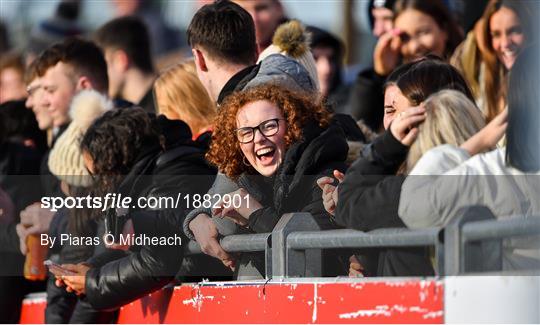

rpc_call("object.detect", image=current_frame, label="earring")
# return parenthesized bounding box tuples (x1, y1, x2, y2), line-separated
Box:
(243, 156, 251, 166)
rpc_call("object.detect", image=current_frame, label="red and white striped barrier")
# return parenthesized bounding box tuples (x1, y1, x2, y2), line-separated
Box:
(19, 276, 540, 323)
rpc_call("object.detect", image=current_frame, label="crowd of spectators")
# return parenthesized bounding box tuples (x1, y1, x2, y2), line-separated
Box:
(0, 0, 539, 323)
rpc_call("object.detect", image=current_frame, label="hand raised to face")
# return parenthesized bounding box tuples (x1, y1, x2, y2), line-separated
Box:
(390, 105, 427, 146)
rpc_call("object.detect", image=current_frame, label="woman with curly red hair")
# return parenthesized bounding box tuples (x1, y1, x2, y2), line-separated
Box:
(206, 84, 349, 276)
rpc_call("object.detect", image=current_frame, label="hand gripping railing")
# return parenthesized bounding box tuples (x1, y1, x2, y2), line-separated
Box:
(183, 208, 540, 278)
(184, 232, 273, 276)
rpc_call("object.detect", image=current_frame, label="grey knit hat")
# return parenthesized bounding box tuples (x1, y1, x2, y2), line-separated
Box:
(48, 90, 111, 187)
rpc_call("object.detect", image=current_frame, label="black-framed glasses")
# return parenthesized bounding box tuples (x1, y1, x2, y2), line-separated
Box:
(235, 118, 285, 144)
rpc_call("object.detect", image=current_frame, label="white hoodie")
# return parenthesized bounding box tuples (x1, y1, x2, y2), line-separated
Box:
(399, 145, 540, 270)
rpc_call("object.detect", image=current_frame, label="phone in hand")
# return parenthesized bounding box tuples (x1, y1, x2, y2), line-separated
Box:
(43, 260, 77, 276)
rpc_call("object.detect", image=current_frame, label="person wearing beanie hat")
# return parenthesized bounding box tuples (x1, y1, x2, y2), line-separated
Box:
(368, 0, 396, 38)
(257, 20, 320, 92)
(48, 90, 111, 188)
(45, 89, 117, 324)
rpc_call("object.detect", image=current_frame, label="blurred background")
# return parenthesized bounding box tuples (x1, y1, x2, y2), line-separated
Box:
(0, 0, 480, 80)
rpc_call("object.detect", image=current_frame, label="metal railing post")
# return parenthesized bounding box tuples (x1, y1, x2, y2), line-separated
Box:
(444, 206, 502, 275)
(271, 212, 322, 278)
(434, 230, 445, 276)
(265, 234, 272, 279)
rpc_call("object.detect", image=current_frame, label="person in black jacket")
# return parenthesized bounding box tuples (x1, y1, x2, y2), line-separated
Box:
(55, 108, 216, 310)
(0, 100, 47, 323)
(348, 0, 463, 132)
(319, 57, 476, 276)
(206, 84, 349, 277)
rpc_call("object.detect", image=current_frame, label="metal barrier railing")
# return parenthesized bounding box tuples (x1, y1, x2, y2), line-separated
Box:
(184, 206, 540, 278)
(445, 206, 540, 275)
(284, 227, 442, 278)
(287, 228, 440, 249)
(185, 233, 270, 255)
(462, 218, 540, 242)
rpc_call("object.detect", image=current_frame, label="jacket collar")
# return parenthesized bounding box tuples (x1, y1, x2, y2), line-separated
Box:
(217, 64, 258, 105)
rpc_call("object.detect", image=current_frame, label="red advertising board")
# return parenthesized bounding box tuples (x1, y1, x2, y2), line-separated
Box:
(21, 279, 443, 324)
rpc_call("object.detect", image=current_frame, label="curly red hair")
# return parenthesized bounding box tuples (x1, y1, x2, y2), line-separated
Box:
(207, 84, 331, 179)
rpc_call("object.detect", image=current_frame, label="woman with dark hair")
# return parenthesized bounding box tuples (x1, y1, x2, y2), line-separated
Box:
(320, 57, 475, 276)
(380, 55, 474, 132)
(206, 84, 349, 277)
(399, 44, 540, 270)
(57, 107, 217, 310)
(451, 0, 537, 122)
(349, 0, 463, 131)
(80, 108, 163, 197)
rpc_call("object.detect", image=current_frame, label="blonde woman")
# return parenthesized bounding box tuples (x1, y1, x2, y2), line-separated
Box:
(405, 90, 486, 172)
(154, 61, 216, 140)
(320, 58, 477, 277)
(340, 90, 486, 277)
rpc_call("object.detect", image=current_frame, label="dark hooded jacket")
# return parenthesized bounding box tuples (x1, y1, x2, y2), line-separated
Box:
(0, 141, 43, 214)
(83, 117, 216, 310)
(0, 141, 42, 259)
(335, 129, 434, 276)
(235, 120, 350, 276)
(0, 125, 44, 277)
